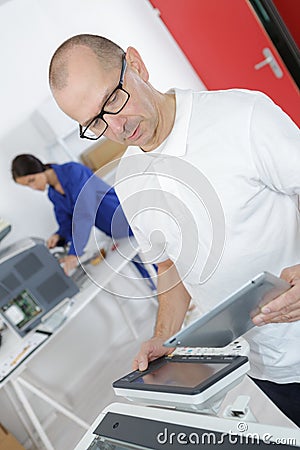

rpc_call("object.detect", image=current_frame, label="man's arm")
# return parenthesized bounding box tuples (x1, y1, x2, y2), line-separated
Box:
(248, 97, 300, 325)
(133, 258, 191, 371)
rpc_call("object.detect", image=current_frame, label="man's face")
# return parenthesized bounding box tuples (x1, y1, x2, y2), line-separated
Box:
(53, 46, 161, 151)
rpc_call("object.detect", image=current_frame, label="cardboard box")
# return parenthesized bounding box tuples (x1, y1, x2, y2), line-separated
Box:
(80, 138, 127, 176)
(0, 424, 25, 450)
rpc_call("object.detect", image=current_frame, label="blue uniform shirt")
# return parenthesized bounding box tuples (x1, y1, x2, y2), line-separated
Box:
(48, 162, 131, 256)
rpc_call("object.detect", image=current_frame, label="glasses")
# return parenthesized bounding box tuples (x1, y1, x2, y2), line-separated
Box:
(79, 54, 130, 140)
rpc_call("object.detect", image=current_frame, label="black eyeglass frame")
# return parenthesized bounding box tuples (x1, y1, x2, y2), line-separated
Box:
(79, 54, 130, 140)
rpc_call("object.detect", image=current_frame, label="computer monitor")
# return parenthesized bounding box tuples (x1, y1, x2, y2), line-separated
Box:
(0, 237, 79, 337)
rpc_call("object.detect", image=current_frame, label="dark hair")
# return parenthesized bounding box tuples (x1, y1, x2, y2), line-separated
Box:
(49, 34, 124, 91)
(11, 154, 51, 181)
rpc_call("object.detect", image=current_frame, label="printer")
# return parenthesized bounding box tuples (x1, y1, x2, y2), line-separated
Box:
(0, 237, 79, 337)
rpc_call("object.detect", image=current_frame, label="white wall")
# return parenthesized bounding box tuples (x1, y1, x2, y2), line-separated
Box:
(0, 0, 205, 248)
(0, 1, 206, 447)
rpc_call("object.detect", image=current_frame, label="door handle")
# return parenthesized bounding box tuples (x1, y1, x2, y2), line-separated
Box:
(254, 48, 283, 78)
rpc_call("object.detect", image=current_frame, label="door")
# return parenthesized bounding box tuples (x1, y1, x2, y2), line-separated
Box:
(150, 0, 300, 127)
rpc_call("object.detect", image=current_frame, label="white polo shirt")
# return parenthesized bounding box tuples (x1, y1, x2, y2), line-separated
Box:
(115, 88, 300, 383)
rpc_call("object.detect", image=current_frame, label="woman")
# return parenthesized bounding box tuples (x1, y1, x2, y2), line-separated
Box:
(11, 154, 152, 282)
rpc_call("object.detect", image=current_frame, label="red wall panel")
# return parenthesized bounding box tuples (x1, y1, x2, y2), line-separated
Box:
(150, 0, 300, 126)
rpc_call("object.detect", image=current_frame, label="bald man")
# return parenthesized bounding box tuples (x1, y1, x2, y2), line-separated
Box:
(49, 34, 300, 426)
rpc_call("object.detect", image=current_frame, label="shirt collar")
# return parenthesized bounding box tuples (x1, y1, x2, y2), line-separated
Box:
(152, 88, 193, 157)
(127, 88, 193, 157)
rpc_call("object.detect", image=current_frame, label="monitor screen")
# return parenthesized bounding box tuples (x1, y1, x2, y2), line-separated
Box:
(113, 355, 249, 395)
(135, 361, 228, 388)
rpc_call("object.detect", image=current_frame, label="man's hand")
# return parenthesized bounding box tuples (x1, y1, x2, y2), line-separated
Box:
(59, 254, 79, 276)
(47, 233, 60, 249)
(253, 265, 300, 325)
(132, 337, 174, 371)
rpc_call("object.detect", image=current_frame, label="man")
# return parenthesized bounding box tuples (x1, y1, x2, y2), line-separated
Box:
(49, 34, 300, 426)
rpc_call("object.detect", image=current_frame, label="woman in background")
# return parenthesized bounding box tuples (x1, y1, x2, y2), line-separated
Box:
(11, 154, 153, 285)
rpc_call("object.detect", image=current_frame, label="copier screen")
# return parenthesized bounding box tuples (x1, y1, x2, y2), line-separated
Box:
(135, 362, 228, 388)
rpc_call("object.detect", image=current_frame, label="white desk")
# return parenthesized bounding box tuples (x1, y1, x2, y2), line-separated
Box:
(0, 237, 157, 450)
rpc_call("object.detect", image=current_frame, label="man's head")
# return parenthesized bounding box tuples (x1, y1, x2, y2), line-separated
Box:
(49, 34, 175, 151)
(49, 34, 124, 92)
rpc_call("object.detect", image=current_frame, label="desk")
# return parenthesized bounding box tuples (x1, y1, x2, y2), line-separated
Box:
(0, 237, 157, 450)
